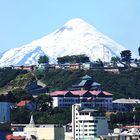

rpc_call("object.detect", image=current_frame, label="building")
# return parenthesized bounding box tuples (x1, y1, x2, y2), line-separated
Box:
(17, 100, 36, 111)
(72, 104, 109, 140)
(13, 65, 35, 71)
(37, 63, 53, 70)
(25, 81, 48, 97)
(60, 63, 81, 70)
(113, 98, 140, 111)
(50, 90, 113, 111)
(0, 102, 11, 123)
(71, 75, 101, 91)
(24, 124, 64, 140)
(11, 116, 65, 140)
(103, 125, 140, 140)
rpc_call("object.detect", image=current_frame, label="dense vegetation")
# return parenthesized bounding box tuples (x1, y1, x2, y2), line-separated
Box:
(0, 68, 23, 88)
(11, 93, 71, 125)
(35, 68, 140, 99)
(57, 54, 90, 64)
(1, 68, 140, 128)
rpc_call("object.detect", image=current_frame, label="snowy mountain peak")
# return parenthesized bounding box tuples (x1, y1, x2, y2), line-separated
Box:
(0, 18, 126, 66)
(64, 18, 96, 29)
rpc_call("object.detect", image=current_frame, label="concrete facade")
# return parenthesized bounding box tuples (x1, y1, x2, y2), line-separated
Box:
(24, 124, 64, 140)
(72, 104, 108, 140)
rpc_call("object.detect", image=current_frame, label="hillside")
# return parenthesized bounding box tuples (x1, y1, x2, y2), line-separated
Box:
(1, 68, 140, 126)
(35, 69, 140, 99)
(0, 68, 140, 99)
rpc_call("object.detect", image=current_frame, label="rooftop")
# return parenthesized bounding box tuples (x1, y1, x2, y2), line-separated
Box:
(50, 90, 112, 97)
(113, 98, 140, 104)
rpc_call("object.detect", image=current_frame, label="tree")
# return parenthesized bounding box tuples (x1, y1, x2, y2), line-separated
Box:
(34, 94, 53, 112)
(120, 50, 132, 63)
(111, 57, 120, 66)
(38, 55, 49, 64)
(96, 59, 104, 67)
(11, 88, 33, 102)
(57, 54, 90, 64)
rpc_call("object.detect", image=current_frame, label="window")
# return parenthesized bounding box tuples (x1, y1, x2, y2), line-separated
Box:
(89, 134, 94, 136)
(89, 125, 96, 127)
(85, 134, 87, 136)
(94, 120, 98, 123)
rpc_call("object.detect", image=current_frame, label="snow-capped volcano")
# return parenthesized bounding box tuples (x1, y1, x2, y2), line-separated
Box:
(0, 18, 126, 66)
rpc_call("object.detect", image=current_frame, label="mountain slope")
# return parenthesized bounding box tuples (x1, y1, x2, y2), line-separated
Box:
(0, 18, 126, 66)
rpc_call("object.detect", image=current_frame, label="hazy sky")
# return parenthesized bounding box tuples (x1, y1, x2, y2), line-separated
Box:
(0, 0, 140, 56)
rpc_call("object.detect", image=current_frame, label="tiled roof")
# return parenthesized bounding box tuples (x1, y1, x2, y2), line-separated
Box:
(50, 90, 112, 97)
(50, 91, 68, 96)
(71, 90, 88, 96)
(17, 100, 30, 106)
(90, 91, 112, 96)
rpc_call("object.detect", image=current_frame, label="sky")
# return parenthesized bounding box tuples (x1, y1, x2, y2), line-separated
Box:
(0, 0, 140, 56)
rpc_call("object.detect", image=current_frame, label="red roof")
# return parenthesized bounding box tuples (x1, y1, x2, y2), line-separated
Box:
(50, 90, 112, 97)
(50, 91, 68, 96)
(17, 100, 30, 107)
(71, 90, 88, 96)
(90, 91, 112, 96)
(120, 125, 140, 129)
(6, 134, 25, 140)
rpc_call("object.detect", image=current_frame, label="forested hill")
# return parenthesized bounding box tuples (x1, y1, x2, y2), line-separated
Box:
(35, 69, 140, 99)
(0, 68, 140, 99)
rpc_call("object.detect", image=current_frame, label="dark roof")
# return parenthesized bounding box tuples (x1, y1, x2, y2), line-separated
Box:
(91, 82, 101, 86)
(78, 80, 87, 86)
(81, 75, 92, 80)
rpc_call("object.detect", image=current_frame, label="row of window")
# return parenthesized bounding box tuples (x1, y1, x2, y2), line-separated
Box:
(76, 133, 97, 136)
(78, 120, 98, 123)
(76, 124, 96, 128)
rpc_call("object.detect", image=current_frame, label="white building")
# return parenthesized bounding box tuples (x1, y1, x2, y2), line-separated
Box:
(50, 90, 113, 111)
(72, 104, 109, 140)
(105, 125, 140, 140)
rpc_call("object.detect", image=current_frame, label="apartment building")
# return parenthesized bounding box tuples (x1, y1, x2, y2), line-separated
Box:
(72, 104, 109, 140)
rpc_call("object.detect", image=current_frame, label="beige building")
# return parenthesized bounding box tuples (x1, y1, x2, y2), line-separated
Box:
(24, 124, 64, 140)
(20, 115, 65, 140)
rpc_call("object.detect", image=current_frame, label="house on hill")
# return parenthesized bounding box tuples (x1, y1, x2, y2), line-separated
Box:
(70, 75, 101, 91)
(25, 81, 48, 97)
(17, 100, 36, 111)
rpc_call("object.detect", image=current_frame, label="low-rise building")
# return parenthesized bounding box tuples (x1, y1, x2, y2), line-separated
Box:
(72, 104, 109, 140)
(113, 98, 140, 111)
(71, 75, 101, 91)
(11, 116, 65, 140)
(50, 90, 113, 111)
(104, 125, 140, 140)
